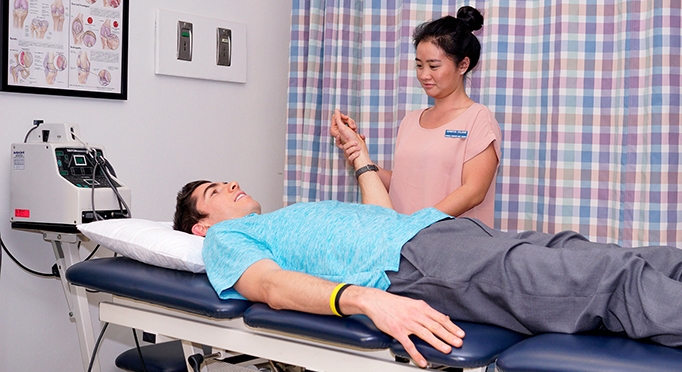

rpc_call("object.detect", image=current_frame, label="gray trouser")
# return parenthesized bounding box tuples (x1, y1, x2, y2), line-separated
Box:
(386, 217, 682, 347)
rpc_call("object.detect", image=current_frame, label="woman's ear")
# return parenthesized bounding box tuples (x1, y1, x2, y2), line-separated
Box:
(458, 57, 470, 75)
(191, 222, 209, 237)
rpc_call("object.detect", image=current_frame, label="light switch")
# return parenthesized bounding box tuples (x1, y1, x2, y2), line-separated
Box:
(217, 28, 232, 66)
(177, 21, 193, 61)
(156, 9, 247, 82)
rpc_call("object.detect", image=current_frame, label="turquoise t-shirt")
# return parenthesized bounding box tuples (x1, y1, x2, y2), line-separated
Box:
(203, 201, 449, 300)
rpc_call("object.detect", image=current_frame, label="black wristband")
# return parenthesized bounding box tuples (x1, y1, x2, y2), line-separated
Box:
(334, 283, 352, 317)
(355, 164, 379, 179)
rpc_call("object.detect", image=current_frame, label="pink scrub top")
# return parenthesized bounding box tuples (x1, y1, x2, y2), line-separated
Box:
(388, 103, 502, 226)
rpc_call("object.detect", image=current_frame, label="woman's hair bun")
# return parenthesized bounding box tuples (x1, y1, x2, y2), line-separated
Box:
(456, 6, 483, 32)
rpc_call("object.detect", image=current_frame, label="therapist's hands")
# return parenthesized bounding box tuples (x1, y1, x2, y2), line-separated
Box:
(333, 109, 392, 206)
(332, 109, 373, 170)
(341, 286, 465, 368)
(331, 109, 366, 166)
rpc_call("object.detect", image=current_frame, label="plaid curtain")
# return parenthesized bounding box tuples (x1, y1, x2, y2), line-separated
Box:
(285, 0, 681, 247)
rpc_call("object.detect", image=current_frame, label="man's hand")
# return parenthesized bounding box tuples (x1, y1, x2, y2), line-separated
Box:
(331, 109, 366, 166)
(343, 286, 465, 368)
(332, 109, 371, 165)
(332, 109, 392, 208)
(237, 261, 463, 368)
(330, 109, 356, 137)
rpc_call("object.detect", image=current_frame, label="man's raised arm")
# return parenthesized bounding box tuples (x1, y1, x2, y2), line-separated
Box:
(332, 109, 393, 209)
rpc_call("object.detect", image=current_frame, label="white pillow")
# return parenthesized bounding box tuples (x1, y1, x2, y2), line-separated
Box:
(78, 218, 205, 273)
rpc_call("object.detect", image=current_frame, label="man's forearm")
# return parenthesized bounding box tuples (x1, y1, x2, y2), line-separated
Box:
(236, 261, 465, 368)
(235, 259, 376, 316)
(352, 152, 393, 208)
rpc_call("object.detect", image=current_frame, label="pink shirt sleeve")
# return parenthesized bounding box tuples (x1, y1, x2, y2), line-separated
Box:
(388, 104, 502, 227)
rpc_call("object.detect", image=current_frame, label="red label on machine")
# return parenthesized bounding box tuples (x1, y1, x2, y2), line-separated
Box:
(14, 209, 30, 218)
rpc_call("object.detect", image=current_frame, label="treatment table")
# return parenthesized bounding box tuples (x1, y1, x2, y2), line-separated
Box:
(66, 257, 682, 372)
(65, 257, 524, 371)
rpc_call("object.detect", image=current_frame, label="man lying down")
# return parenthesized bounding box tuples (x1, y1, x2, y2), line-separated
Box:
(173, 121, 682, 368)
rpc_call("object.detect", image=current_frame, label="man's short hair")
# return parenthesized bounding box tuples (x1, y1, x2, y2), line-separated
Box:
(173, 180, 210, 233)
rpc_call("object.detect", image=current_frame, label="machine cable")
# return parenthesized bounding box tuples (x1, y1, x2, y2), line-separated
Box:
(132, 329, 150, 372)
(0, 231, 56, 277)
(87, 322, 109, 372)
(69, 130, 131, 221)
(90, 154, 131, 220)
(0, 233, 105, 279)
(23, 119, 43, 143)
(83, 242, 101, 261)
(1, 122, 56, 278)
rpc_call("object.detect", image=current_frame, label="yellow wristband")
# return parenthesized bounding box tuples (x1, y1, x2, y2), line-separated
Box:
(330, 283, 351, 317)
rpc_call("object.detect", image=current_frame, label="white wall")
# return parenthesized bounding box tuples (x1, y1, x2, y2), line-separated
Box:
(0, 1, 292, 371)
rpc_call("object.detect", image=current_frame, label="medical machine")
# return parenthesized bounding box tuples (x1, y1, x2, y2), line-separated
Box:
(8, 122, 131, 372)
(10, 123, 131, 233)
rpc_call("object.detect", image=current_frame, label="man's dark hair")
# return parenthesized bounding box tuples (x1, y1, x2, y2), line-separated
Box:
(173, 180, 211, 233)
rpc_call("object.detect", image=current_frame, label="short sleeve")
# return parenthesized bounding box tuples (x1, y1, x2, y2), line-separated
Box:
(203, 230, 274, 300)
(464, 106, 502, 163)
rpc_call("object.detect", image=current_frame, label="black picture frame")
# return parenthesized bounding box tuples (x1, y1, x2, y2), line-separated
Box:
(2, 0, 128, 100)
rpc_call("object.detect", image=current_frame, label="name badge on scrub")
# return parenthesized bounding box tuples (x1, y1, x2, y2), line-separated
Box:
(445, 130, 468, 139)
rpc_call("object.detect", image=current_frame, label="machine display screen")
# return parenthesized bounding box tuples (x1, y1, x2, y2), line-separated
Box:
(55, 147, 120, 188)
(74, 155, 87, 166)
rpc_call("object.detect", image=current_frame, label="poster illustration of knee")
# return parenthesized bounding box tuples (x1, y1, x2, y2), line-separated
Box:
(7, 0, 124, 94)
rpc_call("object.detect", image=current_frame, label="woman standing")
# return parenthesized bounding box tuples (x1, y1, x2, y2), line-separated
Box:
(332, 6, 501, 227)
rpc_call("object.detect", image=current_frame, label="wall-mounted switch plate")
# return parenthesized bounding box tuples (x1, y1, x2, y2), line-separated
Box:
(156, 9, 247, 83)
(177, 21, 193, 61)
(217, 28, 232, 66)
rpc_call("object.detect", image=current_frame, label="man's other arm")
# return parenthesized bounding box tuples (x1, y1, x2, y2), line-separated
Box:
(235, 259, 465, 368)
(332, 109, 393, 209)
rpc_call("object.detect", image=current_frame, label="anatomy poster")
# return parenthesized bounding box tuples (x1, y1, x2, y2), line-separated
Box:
(4, 0, 127, 99)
